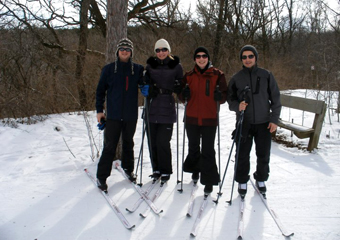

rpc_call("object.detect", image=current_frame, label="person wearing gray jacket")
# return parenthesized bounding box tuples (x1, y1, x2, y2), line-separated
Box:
(227, 45, 281, 197)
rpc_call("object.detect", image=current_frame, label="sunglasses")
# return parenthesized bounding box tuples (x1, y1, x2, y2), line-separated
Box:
(241, 54, 255, 60)
(119, 48, 132, 52)
(155, 48, 168, 53)
(195, 54, 208, 59)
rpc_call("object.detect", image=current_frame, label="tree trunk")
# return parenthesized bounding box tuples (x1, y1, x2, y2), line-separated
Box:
(212, 0, 225, 66)
(106, 0, 128, 63)
(75, 0, 90, 109)
(107, 0, 128, 159)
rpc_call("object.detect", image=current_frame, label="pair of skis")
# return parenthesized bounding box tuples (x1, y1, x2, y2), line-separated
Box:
(126, 178, 167, 218)
(114, 161, 164, 215)
(236, 179, 294, 239)
(184, 181, 211, 237)
(84, 168, 135, 229)
(84, 163, 164, 230)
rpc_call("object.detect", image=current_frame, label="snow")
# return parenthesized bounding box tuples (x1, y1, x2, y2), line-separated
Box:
(0, 89, 339, 240)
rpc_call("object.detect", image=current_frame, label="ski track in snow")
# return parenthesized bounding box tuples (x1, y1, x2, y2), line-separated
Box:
(0, 90, 340, 240)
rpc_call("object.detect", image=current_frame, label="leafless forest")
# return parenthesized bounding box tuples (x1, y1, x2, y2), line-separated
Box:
(0, 0, 339, 120)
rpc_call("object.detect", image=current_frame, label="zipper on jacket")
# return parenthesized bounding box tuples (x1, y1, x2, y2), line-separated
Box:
(126, 76, 129, 91)
(205, 79, 210, 96)
(249, 72, 256, 124)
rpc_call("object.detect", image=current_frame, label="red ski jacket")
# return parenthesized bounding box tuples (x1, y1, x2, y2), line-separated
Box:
(180, 65, 228, 126)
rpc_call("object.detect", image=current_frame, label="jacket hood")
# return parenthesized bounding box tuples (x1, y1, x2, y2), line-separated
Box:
(147, 55, 180, 69)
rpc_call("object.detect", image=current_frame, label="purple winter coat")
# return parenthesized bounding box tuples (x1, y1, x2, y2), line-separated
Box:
(146, 55, 183, 124)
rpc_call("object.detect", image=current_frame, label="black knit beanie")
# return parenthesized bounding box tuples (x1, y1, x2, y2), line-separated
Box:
(239, 45, 258, 61)
(194, 46, 210, 61)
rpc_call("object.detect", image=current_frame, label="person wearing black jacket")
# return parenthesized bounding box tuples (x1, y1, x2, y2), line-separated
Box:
(227, 45, 282, 196)
(145, 38, 183, 182)
(95, 38, 147, 191)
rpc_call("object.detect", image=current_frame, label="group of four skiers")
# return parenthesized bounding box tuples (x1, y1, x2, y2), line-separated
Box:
(95, 37, 282, 198)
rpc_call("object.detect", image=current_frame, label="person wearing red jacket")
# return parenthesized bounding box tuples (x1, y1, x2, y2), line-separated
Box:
(179, 47, 228, 194)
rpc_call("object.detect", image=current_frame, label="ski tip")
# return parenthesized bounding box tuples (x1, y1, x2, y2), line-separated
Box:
(190, 232, 197, 237)
(139, 213, 146, 218)
(283, 232, 294, 237)
(128, 224, 136, 230)
(157, 209, 164, 215)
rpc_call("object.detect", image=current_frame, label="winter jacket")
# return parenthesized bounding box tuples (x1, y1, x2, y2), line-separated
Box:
(96, 59, 144, 121)
(146, 56, 183, 124)
(227, 65, 281, 125)
(181, 65, 228, 126)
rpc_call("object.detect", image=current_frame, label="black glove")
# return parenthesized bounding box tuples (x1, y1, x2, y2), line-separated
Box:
(214, 88, 222, 101)
(240, 86, 251, 104)
(148, 84, 159, 98)
(182, 85, 191, 100)
(173, 80, 182, 94)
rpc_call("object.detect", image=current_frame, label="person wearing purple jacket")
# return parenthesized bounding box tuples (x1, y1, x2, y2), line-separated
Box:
(145, 39, 183, 183)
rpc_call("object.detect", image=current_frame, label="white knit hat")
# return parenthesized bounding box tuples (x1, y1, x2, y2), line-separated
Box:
(154, 38, 171, 53)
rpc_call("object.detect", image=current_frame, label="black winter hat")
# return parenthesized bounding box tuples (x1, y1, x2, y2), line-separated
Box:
(239, 45, 258, 61)
(194, 46, 210, 61)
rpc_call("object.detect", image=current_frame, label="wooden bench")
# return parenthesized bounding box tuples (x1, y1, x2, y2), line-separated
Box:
(275, 94, 327, 151)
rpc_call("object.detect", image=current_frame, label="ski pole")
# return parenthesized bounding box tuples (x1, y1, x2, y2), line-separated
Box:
(176, 96, 181, 184)
(145, 98, 153, 177)
(216, 85, 221, 196)
(178, 100, 187, 193)
(135, 97, 147, 186)
(214, 113, 242, 203)
(226, 111, 244, 205)
(178, 84, 189, 193)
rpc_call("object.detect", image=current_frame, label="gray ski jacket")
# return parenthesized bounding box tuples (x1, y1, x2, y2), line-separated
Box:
(227, 65, 281, 125)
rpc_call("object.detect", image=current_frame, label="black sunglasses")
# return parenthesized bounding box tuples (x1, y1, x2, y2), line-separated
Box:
(155, 48, 168, 53)
(241, 54, 255, 60)
(195, 54, 208, 59)
(119, 48, 132, 52)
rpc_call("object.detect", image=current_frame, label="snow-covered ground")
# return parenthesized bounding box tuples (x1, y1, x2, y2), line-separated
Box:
(0, 90, 339, 240)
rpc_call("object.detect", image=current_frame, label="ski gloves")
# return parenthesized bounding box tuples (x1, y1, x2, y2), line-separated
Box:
(214, 88, 222, 101)
(182, 85, 191, 100)
(173, 79, 182, 94)
(97, 118, 106, 130)
(139, 84, 149, 97)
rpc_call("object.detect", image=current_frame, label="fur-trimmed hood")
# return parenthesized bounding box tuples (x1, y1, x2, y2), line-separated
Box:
(147, 55, 180, 69)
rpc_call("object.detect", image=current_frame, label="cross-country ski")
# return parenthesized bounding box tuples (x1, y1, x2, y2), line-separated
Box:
(84, 168, 135, 230)
(250, 179, 294, 237)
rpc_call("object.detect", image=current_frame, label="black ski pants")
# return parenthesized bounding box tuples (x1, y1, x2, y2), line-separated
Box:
(235, 122, 271, 184)
(184, 124, 219, 186)
(148, 122, 174, 175)
(97, 119, 137, 181)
